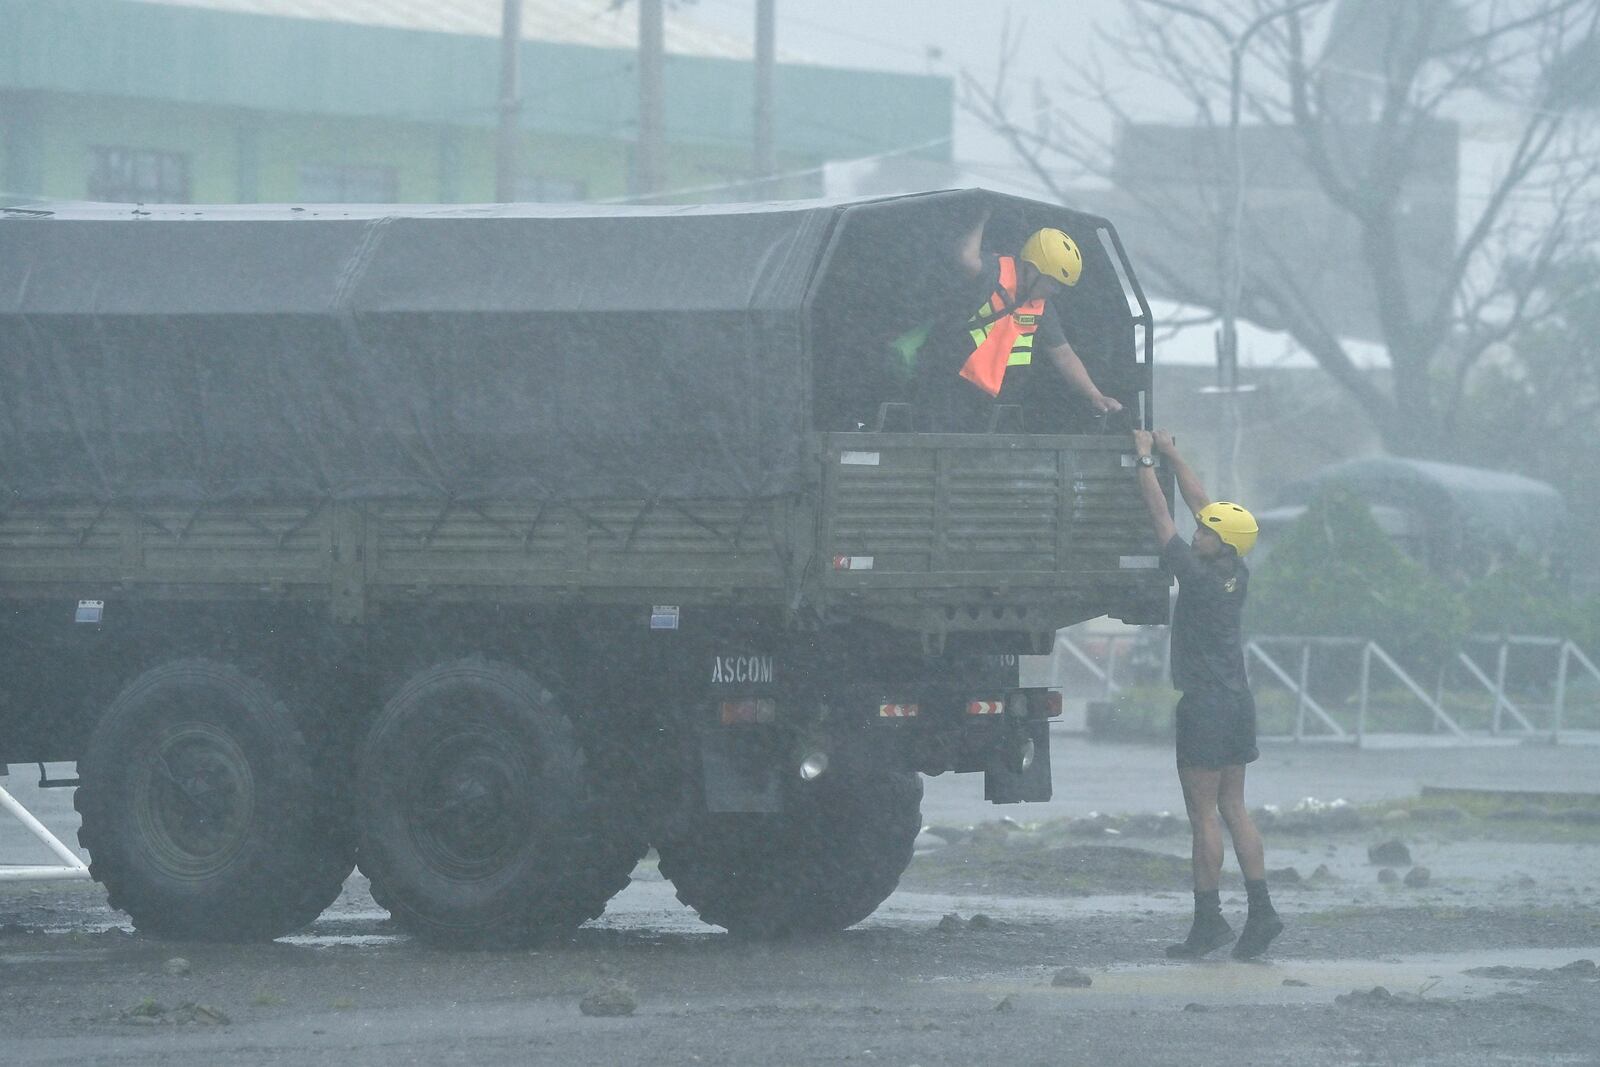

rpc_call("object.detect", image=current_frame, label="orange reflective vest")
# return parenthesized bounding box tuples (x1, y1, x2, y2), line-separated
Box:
(958, 255, 1045, 397)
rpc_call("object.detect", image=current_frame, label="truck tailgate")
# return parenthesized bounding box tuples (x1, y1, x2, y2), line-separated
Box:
(816, 432, 1170, 627)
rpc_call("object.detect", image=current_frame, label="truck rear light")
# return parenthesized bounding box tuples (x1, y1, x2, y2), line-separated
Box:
(877, 702, 919, 719)
(719, 698, 776, 725)
(1046, 691, 1063, 718)
(966, 699, 1004, 716)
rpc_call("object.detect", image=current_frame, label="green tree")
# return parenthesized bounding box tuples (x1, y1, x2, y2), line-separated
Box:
(1462, 556, 1584, 640)
(1453, 256, 1600, 586)
(1249, 487, 1466, 659)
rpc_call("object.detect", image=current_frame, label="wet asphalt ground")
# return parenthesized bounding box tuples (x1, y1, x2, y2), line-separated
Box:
(3, 735, 1599, 1066)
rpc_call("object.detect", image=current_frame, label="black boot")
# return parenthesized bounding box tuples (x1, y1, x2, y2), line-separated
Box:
(1232, 879, 1284, 959)
(1166, 890, 1234, 958)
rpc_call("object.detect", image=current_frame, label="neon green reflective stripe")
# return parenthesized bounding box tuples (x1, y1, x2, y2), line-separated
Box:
(1007, 333, 1034, 367)
(967, 299, 996, 347)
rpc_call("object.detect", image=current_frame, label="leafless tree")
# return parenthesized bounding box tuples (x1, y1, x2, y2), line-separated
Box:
(967, 0, 1600, 459)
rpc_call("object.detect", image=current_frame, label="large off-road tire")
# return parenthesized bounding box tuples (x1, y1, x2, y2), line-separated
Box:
(74, 659, 355, 941)
(657, 769, 923, 938)
(356, 659, 645, 947)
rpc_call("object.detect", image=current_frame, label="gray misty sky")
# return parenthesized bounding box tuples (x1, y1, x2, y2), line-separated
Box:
(682, 0, 1156, 168)
(683, 2, 1537, 213)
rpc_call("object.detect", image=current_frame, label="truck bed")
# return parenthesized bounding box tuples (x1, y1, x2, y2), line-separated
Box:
(0, 433, 1170, 633)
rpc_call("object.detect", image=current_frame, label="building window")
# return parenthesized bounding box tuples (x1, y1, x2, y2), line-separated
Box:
(516, 175, 587, 203)
(298, 163, 398, 203)
(87, 147, 191, 203)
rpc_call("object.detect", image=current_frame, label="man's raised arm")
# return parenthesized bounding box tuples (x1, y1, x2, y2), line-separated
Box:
(1154, 430, 1211, 514)
(956, 207, 992, 279)
(1133, 429, 1177, 546)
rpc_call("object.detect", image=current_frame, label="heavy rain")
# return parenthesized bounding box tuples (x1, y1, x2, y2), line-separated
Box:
(2, 1, 1598, 1064)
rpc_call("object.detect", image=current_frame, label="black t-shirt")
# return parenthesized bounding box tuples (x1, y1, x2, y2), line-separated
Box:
(1162, 533, 1250, 694)
(917, 253, 1068, 430)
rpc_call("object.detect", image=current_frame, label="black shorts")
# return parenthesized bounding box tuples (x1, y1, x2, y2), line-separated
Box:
(1175, 688, 1259, 769)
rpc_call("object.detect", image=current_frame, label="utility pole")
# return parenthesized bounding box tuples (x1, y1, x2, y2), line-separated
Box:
(495, 0, 523, 202)
(1137, 0, 1327, 498)
(636, 0, 665, 196)
(753, 0, 775, 198)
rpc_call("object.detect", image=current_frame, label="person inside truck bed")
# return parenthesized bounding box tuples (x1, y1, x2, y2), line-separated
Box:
(909, 208, 1122, 433)
(1132, 428, 1283, 961)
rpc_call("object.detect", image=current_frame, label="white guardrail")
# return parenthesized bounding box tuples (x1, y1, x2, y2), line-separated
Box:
(1052, 631, 1600, 746)
(1, 772, 91, 884)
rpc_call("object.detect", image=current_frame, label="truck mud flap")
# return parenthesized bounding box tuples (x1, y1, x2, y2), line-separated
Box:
(699, 731, 782, 814)
(984, 718, 1051, 804)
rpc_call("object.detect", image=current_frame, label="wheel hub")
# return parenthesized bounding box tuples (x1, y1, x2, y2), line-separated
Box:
(410, 732, 530, 878)
(131, 722, 256, 880)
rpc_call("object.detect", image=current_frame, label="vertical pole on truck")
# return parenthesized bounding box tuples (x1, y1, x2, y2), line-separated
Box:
(637, 0, 665, 196)
(753, 0, 776, 197)
(495, 0, 523, 203)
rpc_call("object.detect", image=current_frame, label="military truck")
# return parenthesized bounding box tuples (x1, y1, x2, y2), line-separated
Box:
(0, 190, 1170, 944)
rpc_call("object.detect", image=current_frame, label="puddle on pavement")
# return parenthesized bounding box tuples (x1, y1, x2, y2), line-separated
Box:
(281, 933, 405, 947)
(938, 944, 1600, 1009)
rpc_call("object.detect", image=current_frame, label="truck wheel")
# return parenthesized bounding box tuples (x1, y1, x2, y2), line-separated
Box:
(657, 769, 923, 938)
(74, 659, 355, 941)
(356, 659, 644, 947)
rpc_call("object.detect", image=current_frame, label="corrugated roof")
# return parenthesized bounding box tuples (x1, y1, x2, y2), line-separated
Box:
(123, 0, 780, 60)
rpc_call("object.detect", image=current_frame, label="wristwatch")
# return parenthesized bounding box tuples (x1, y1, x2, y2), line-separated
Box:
(1136, 454, 1156, 468)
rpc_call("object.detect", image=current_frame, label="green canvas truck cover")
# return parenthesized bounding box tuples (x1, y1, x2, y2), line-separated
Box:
(0, 191, 1140, 505)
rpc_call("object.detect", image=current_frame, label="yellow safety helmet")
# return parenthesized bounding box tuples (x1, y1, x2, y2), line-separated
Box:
(1196, 501, 1259, 556)
(1019, 227, 1083, 287)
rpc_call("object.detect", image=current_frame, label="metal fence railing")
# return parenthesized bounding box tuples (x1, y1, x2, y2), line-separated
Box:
(1049, 629, 1600, 746)
(0, 773, 90, 885)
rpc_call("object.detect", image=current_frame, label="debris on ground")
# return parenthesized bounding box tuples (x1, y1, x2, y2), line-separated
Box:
(1368, 840, 1412, 866)
(937, 913, 967, 932)
(1378, 868, 1400, 884)
(1403, 866, 1432, 888)
(1050, 967, 1092, 988)
(1282, 979, 1310, 987)
(1465, 960, 1598, 981)
(993, 994, 1017, 1013)
(163, 957, 191, 976)
(579, 979, 637, 1018)
(1334, 986, 1451, 1010)
(119, 1000, 230, 1026)
(1182, 1002, 1211, 1012)
(1067, 813, 1120, 838)
(965, 913, 1000, 931)
(924, 824, 970, 845)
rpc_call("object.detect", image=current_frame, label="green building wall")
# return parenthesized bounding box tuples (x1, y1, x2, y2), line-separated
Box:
(1, 0, 951, 204)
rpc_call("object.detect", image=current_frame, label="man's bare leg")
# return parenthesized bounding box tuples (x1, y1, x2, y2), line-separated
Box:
(1167, 766, 1234, 957)
(1219, 764, 1283, 959)
(1217, 764, 1264, 880)
(1180, 766, 1225, 888)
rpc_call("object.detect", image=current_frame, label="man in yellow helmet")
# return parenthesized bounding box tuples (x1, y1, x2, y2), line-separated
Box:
(1132, 428, 1282, 961)
(917, 210, 1122, 432)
